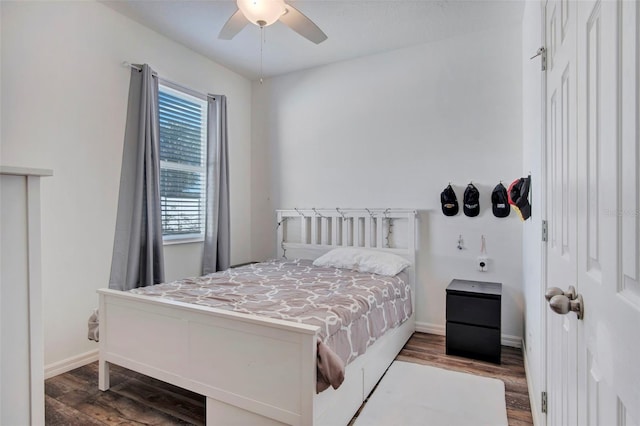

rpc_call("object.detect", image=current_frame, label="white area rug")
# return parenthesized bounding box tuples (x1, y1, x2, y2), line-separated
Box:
(354, 361, 508, 426)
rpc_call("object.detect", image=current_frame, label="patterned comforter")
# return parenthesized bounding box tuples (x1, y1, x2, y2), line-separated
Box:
(130, 258, 412, 365)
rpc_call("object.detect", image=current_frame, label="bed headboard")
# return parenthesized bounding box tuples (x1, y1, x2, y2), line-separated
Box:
(276, 208, 418, 313)
(276, 207, 417, 266)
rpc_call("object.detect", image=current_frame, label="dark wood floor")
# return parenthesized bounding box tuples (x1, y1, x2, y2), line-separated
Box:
(45, 332, 533, 425)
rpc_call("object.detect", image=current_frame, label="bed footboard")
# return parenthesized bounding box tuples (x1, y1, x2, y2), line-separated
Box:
(98, 289, 318, 425)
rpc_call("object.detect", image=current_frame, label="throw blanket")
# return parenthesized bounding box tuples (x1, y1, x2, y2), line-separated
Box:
(317, 338, 345, 392)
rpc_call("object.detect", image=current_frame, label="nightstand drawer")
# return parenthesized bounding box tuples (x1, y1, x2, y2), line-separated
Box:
(446, 322, 501, 363)
(446, 293, 501, 328)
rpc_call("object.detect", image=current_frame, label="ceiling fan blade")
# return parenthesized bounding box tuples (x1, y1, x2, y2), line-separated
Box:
(218, 9, 249, 40)
(279, 5, 327, 44)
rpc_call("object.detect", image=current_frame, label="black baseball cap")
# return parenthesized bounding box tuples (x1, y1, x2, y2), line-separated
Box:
(463, 183, 480, 217)
(491, 182, 511, 218)
(440, 184, 459, 216)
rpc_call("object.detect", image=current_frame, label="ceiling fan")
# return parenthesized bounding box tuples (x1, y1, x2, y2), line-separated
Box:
(219, 0, 327, 44)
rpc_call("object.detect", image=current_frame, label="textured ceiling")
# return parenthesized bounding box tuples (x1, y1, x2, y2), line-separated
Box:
(102, 0, 525, 81)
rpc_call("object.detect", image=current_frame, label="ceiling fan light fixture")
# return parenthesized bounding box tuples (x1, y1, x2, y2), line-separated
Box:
(236, 0, 286, 27)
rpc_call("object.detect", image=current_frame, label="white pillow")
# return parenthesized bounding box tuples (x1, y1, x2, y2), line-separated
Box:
(312, 248, 411, 277)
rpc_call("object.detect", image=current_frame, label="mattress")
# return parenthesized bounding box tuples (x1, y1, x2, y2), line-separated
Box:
(130, 258, 412, 365)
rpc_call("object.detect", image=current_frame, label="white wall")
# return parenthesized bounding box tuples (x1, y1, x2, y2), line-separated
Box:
(0, 1, 252, 370)
(0, 0, 2, 165)
(522, 0, 545, 421)
(251, 24, 525, 343)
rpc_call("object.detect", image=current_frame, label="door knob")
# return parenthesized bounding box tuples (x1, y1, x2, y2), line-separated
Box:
(545, 285, 577, 301)
(549, 293, 584, 320)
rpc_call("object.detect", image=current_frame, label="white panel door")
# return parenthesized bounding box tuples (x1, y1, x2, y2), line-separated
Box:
(575, 0, 640, 424)
(545, 0, 579, 424)
(545, 0, 640, 425)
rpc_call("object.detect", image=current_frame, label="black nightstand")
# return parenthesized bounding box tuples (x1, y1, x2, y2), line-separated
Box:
(446, 279, 502, 364)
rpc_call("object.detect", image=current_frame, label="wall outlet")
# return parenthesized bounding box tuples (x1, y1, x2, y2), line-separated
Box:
(477, 256, 488, 272)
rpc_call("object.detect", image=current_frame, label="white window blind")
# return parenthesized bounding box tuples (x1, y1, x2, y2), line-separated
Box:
(158, 84, 208, 241)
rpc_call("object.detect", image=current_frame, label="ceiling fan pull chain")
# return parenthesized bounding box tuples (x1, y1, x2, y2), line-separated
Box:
(259, 26, 264, 84)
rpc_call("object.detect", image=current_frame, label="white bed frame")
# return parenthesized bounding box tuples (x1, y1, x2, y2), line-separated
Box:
(98, 208, 416, 426)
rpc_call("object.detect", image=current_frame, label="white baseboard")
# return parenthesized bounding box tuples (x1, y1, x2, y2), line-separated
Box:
(501, 334, 522, 348)
(45, 349, 99, 379)
(414, 321, 522, 348)
(522, 339, 542, 426)
(415, 321, 445, 335)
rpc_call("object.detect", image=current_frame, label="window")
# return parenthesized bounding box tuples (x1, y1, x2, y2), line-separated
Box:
(158, 84, 208, 242)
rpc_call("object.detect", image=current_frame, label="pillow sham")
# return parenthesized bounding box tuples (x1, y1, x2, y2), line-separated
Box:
(312, 248, 411, 277)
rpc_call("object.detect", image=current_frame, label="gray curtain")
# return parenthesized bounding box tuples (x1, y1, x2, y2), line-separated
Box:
(202, 95, 230, 274)
(109, 64, 165, 290)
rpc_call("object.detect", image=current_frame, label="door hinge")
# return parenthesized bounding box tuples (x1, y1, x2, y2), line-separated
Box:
(531, 46, 547, 71)
(542, 220, 548, 242)
(541, 391, 548, 413)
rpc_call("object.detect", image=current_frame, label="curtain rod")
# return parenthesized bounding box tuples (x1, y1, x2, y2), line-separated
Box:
(121, 61, 217, 101)
(122, 61, 142, 71)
